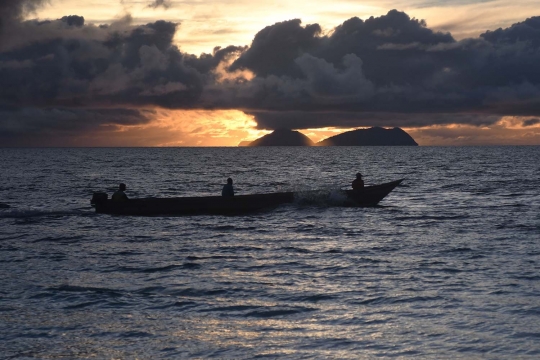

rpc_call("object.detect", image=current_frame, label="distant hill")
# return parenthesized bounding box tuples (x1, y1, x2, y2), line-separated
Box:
(246, 129, 315, 146)
(318, 127, 418, 146)
(241, 127, 418, 147)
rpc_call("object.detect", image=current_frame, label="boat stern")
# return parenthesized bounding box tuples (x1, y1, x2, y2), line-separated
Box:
(91, 192, 108, 208)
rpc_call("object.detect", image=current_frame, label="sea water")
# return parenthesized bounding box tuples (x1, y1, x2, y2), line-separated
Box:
(1, 146, 539, 358)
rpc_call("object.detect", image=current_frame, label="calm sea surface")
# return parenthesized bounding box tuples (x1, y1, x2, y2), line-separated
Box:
(1, 147, 539, 359)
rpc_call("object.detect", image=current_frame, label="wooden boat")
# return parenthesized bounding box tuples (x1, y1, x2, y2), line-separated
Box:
(91, 179, 403, 216)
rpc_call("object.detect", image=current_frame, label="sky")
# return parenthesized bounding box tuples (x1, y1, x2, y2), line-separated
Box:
(0, 0, 539, 146)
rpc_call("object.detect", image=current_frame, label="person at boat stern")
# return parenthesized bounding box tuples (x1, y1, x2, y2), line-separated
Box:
(352, 173, 364, 190)
(112, 183, 129, 201)
(222, 178, 235, 197)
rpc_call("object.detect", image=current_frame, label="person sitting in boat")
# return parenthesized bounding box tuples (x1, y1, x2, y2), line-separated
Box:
(222, 178, 234, 197)
(352, 173, 364, 190)
(112, 183, 129, 201)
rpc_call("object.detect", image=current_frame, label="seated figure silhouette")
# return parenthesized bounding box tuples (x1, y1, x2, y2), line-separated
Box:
(352, 173, 364, 190)
(222, 178, 234, 197)
(112, 183, 129, 201)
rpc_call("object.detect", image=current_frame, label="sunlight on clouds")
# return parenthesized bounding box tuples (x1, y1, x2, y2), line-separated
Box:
(214, 56, 255, 83)
(406, 117, 540, 146)
(498, 116, 540, 130)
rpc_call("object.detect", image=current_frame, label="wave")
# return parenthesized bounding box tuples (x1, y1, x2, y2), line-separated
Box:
(0, 207, 91, 219)
(357, 257, 391, 264)
(134, 286, 167, 294)
(279, 246, 312, 254)
(394, 214, 470, 221)
(355, 295, 443, 305)
(146, 300, 198, 310)
(442, 247, 474, 253)
(167, 287, 229, 297)
(31, 236, 83, 244)
(112, 263, 201, 273)
(283, 293, 338, 302)
(495, 223, 540, 231)
(324, 249, 342, 253)
(198, 305, 260, 313)
(244, 306, 317, 318)
(41, 285, 124, 298)
(63, 300, 104, 310)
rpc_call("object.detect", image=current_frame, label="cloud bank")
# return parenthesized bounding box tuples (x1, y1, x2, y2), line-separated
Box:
(0, 0, 539, 145)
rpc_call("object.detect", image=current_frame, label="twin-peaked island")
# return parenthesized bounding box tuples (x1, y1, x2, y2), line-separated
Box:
(239, 127, 418, 146)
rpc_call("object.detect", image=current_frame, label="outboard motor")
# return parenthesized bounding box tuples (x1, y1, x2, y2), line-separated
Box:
(91, 192, 108, 207)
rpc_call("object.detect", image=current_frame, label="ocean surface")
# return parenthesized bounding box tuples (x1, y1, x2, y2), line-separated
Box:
(1, 146, 539, 359)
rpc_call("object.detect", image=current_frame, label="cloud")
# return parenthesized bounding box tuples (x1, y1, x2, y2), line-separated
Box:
(407, 117, 540, 145)
(0, 0, 49, 41)
(229, 19, 322, 78)
(523, 118, 540, 127)
(220, 10, 540, 128)
(0, 17, 226, 109)
(0, 106, 153, 146)
(0, 0, 48, 24)
(147, 0, 172, 10)
(245, 111, 502, 130)
(0, 108, 268, 147)
(1, 5, 540, 144)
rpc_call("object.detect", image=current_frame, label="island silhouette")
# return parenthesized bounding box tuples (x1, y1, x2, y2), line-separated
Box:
(246, 128, 315, 146)
(239, 127, 418, 146)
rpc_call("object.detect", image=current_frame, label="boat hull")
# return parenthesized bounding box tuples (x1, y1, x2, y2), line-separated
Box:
(92, 179, 403, 216)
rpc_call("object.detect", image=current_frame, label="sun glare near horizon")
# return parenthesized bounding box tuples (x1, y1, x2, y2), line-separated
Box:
(103, 110, 270, 147)
(96, 111, 540, 147)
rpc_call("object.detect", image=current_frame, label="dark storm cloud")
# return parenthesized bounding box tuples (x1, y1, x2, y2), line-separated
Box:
(481, 16, 540, 46)
(0, 17, 223, 108)
(0, 106, 153, 146)
(0, 0, 49, 45)
(0, 0, 48, 25)
(0, 3, 236, 144)
(61, 15, 85, 27)
(231, 11, 454, 86)
(147, 0, 172, 9)
(220, 10, 540, 129)
(522, 118, 540, 127)
(1, 6, 540, 142)
(184, 45, 247, 75)
(229, 19, 323, 77)
(247, 111, 501, 129)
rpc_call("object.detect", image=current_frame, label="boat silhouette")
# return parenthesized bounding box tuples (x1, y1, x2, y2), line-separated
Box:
(91, 179, 403, 216)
